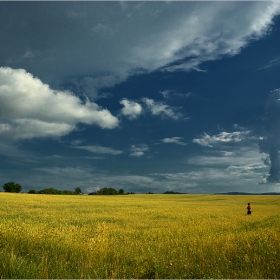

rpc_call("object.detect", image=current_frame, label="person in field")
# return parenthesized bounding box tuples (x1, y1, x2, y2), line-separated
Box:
(247, 203, 252, 215)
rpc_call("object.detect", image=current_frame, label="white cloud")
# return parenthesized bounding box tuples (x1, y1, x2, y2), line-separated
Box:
(130, 144, 149, 157)
(74, 145, 123, 155)
(141, 97, 182, 120)
(193, 130, 254, 148)
(0, 67, 119, 140)
(128, 2, 280, 73)
(162, 137, 187, 146)
(120, 98, 142, 120)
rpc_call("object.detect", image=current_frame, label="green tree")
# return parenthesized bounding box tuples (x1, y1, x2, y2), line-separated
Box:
(28, 189, 37, 194)
(38, 188, 62, 194)
(2, 182, 22, 193)
(37, 188, 77, 195)
(88, 187, 120, 195)
(118, 188, 124, 194)
(74, 187, 82, 194)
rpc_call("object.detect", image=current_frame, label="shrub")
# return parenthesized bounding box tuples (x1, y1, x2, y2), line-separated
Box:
(28, 189, 37, 194)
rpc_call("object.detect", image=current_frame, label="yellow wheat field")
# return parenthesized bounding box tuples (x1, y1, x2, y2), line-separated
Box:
(0, 192, 279, 279)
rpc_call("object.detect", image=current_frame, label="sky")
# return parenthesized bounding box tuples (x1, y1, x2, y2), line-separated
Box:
(1, 1, 280, 194)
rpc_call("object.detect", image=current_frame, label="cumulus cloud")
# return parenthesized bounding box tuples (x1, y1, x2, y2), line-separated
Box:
(120, 98, 142, 120)
(0, 67, 119, 140)
(142, 97, 182, 119)
(193, 130, 255, 148)
(1, 2, 279, 96)
(73, 145, 123, 155)
(130, 144, 149, 157)
(162, 137, 187, 146)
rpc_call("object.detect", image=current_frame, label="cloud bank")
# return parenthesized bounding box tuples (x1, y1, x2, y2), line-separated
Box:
(259, 89, 280, 183)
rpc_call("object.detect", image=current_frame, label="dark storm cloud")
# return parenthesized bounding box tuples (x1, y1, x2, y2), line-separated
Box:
(1, 1, 279, 96)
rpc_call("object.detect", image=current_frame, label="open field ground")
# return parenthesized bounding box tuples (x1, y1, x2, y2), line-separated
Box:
(0, 193, 279, 279)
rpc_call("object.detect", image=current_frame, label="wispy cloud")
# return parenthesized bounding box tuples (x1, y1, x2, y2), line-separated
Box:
(162, 59, 208, 73)
(193, 130, 255, 148)
(185, 146, 268, 189)
(141, 97, 182, 120)
(160, 90, 192, 99)
(130, 144, 149, 157)
(161, 137, 187, 146)
(74, 145, 123, 155)
(259, 57, 280, 70)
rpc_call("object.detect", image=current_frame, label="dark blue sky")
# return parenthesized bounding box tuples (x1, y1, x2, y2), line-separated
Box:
(1, 1, 280, 193)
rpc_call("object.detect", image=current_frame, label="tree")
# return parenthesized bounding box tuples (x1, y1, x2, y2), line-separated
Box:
(88, 187, 121, 195)
(74, 187, 82, 194)
(28, 189, 37, 194)
(2, 182, 22, 193)
(38, 188, 62, 194)
(118, 188, 124, 194)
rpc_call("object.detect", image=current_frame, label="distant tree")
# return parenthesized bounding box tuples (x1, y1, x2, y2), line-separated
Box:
(88, 187, 121, 195)
(2, 182, 22, 193)
(62, 190, 75, 195)
(38, 188, 62, 195)
(118, 188, 124, 194)
(74, 187, 82, 194)
(28, 189, 37, 194)
(29, 187, 82, 195)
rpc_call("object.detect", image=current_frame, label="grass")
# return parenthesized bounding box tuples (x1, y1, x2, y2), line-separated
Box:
(0, 192, 279, 278)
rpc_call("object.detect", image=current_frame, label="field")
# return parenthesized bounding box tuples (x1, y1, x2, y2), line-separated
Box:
(0, 193, 279, 279)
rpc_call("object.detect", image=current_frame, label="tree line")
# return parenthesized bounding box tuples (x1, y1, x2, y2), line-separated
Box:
(28, 187, 83, 195)
(88, 187, 130, 195)
(1, 182, 132, 195)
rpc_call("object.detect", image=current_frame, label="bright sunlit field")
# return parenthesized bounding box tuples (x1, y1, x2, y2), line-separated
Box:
(0, 192, 279, 279)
